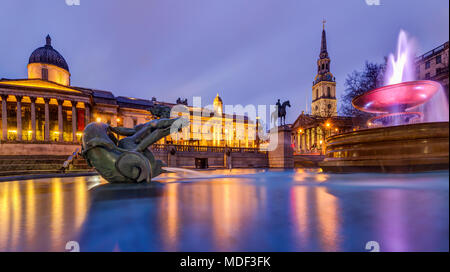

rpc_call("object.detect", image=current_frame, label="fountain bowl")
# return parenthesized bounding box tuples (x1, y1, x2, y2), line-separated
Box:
(352, 80, 441, 113)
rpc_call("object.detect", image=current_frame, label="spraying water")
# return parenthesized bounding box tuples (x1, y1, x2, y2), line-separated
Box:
(381, 30, 449, 123)
(384, 30, 417, 85)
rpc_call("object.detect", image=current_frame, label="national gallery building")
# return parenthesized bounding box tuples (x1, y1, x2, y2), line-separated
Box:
(0, 35, 258, 155)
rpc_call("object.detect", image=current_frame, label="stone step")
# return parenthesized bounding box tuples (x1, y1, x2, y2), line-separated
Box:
(0, 154, 93, 177)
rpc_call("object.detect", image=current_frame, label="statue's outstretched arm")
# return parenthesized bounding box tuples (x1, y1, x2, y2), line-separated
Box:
(108, 126, 137, 136)
(134, 118, 188, 152)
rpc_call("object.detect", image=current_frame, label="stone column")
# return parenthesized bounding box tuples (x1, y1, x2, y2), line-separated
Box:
(30, 97, 37, 141)
(85, 104, 90, 124)
(299, 132, 302, 152)
(1, 95, 7, 141)
(314, 127, 318, 150)
(308, 128, 312, 151)
(16, 95, 22, 141)
(44, 98, 50, 141)
(57, 99, 64, 142)
(268, 126, 294, 168)
(72, 101, 77, 142)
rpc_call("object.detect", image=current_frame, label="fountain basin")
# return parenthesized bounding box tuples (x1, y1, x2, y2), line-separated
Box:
(320, 122, 449, 173)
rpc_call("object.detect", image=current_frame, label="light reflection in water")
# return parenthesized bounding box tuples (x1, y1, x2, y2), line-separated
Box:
(0, 170, 448, 252)
(0, 177, 101, 251)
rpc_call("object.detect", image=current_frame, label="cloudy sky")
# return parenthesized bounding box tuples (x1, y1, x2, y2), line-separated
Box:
(0, 0, 448, 122)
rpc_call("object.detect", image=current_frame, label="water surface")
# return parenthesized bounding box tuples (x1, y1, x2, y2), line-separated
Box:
(0, 169, 448, 251)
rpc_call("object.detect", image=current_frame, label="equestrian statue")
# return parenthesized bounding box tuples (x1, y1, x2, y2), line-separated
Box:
(272, 99, 291, 126)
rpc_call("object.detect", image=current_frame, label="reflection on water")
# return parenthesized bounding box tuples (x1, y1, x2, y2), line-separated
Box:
(0, 169, 448, 251)
(0, 176, 103, 251)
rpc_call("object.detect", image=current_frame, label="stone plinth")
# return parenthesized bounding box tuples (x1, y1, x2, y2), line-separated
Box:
(268, 125, 294, 168)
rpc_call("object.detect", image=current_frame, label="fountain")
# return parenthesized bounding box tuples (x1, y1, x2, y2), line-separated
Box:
(320, 31, 449, 173)
(352, 80, 441, 126)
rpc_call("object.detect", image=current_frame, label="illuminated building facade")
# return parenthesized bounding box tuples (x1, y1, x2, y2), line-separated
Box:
(415, 41, 449, 100)
(0, 35, 258, 150)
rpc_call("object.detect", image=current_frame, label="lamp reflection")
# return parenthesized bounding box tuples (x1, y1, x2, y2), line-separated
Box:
(0, 178, 93, 251)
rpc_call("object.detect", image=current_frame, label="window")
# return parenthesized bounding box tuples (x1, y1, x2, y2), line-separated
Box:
(425, 61, 430, 69)
(327, 87, 331, 97)
(41, 68, 48, 80)
(321, 64, 324, 70)
(327, 104, 332, 109)
(316, 89, 318, 99)
(436, 55, 442, 64)
(425, 73, 430, 79)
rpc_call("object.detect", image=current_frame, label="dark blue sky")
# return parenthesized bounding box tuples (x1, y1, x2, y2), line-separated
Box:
(0, 0, 448, 122)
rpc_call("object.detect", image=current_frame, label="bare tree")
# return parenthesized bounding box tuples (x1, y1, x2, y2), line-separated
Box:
(340, 61, 385, 124)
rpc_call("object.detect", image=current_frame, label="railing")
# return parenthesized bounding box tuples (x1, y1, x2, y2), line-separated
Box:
(416, 42, 449, 62)
(150, 144, 266, 154)
(61, 148, 80, 173)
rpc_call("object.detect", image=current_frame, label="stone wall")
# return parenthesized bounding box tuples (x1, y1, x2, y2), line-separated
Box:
(0, 142, 81, 156)
(152, 148, 268, 168)
(0, 142, 269, 169)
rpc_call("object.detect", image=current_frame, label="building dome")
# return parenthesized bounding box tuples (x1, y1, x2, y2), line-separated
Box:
(213, 93, 223, 104)
(213, 93, 223, 115)
(29, 35, 69, 71)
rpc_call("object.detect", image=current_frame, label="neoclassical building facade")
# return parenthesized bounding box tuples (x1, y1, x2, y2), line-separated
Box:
(0, 35, 258, 155)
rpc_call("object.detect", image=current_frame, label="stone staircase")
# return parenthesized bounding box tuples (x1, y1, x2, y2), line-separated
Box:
(0, 154, 94, 177)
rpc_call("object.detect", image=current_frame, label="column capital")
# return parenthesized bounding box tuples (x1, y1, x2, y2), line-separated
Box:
(71, 100, 78, 107)
(0, 94, 8, 100)
(15, 95, 23, 102)
(29, 96, 37, 103)
(43, 97, 51, 103)
(56, 99, 64, 105)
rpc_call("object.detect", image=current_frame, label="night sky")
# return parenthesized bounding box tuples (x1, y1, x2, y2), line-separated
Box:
(0, 0, 448, 123)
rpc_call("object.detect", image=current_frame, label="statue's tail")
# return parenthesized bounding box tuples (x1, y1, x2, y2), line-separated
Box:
(115, 151, 153, 182)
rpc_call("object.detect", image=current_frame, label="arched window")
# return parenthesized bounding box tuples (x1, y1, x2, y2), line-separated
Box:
(321, 64, 324, 70)
(316, 89, 319, 99)
(327, 87, 331, 97)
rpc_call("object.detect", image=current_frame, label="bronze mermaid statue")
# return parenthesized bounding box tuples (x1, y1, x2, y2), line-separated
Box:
(81, 115, 188, 183)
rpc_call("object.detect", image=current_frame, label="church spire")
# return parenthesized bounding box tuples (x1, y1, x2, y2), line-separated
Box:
(320, 20, 328, 59)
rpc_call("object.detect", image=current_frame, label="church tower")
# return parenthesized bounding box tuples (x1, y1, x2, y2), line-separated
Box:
(311, 21, 337, 117)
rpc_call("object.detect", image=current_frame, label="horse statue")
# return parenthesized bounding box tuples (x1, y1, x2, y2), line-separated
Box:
(272, 99, 291, 126)
(81, 116, 189, 183)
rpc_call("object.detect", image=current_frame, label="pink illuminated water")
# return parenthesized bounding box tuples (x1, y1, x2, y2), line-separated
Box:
(381, 30, 449, 124)
(384, 30, 417, 86)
